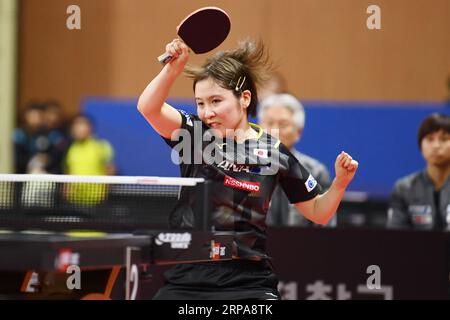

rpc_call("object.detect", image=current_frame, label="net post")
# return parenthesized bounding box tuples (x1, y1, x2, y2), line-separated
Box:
(194, 180, 212, 231)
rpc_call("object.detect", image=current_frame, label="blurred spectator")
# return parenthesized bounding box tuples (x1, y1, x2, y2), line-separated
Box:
(44, 100, 68, 134)
(43, 100, 70, 173)
(64, 115, 115, 205)
(21, 153, 56, 208)
(64, 115, 115, 176)
(13, 103, 50, 173)
(258, 94, 335, 227)
(387, 113, 450, 230)
(13, 101, 71, 174)
(258, 71, 288, 101)
(26, 153, 50, 174)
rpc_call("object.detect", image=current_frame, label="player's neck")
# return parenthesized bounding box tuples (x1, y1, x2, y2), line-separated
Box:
(426, 163, 450, 190)
(229, 117, 256, 143)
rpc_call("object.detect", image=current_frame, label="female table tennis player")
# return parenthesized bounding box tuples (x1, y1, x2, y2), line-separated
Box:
(138, 38, 358, 300)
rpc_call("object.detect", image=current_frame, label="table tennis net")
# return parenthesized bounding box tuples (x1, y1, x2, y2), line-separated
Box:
(0, 174, 205, 232)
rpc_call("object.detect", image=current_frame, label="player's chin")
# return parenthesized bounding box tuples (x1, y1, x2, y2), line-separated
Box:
(210, 127, 225, 138)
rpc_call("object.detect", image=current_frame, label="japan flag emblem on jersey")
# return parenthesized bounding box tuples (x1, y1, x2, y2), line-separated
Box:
(253, 148, 268, 158)
(305, 174, 317, 192)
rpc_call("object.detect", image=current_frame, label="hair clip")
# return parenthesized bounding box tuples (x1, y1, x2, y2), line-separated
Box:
(235, 76, 246, 92)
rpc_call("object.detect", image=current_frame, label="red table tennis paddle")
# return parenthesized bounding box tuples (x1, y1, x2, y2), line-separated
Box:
(157, 7, 231, 64)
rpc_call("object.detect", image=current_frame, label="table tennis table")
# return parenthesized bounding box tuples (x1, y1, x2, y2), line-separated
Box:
(0, 174, 226, 299)
(0, 230, 233, 300)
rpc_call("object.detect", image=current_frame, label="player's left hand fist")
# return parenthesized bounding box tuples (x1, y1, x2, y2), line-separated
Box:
(334, 151, 358, 189)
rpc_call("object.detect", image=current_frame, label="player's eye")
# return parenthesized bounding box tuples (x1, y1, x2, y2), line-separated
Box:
(212, 99, 221, 104)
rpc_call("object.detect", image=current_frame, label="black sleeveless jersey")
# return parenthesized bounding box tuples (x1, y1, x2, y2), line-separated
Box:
(162, 110, 321, 259)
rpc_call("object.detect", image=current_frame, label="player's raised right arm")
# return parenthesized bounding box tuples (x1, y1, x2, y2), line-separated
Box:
(137, 39, 189, 139)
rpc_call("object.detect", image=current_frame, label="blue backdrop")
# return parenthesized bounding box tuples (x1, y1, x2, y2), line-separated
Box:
(83, 97, 449, 199)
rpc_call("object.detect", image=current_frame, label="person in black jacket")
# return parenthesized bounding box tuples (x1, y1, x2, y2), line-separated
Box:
(387, 113, 450, 230)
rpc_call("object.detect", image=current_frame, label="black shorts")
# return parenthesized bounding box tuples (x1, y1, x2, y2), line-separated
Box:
(153, 260, 280, 300)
